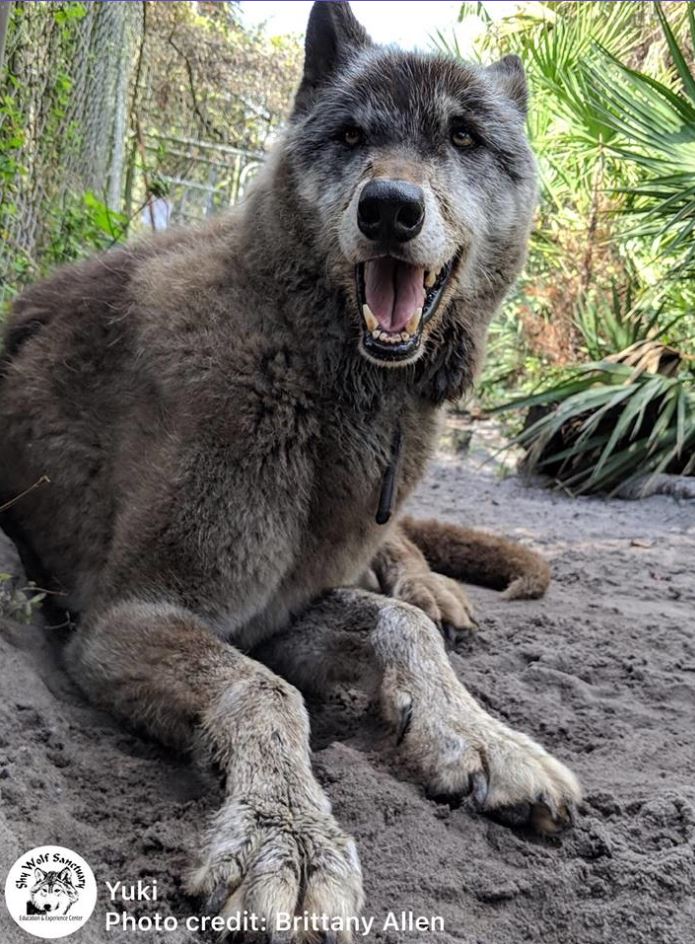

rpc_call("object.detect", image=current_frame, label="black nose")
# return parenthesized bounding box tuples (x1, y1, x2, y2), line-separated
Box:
(357, 179, 425, 243)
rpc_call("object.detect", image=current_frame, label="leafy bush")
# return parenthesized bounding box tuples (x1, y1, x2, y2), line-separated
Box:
(500, 352, 694, 495)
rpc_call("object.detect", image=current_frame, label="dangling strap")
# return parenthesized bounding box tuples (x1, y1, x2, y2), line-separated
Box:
(376, 425, 403, 525)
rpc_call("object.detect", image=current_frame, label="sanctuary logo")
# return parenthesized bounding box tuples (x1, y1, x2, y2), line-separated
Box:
(4, 846, 97, 939)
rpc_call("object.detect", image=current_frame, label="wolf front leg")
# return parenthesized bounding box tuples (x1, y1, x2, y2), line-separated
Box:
(257, 590, 579, 835)
(66, 600, 363, 939)
(372, 601, 581, 834)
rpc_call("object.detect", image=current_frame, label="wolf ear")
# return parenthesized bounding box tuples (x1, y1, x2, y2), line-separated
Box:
(487, 54, 528, 115)
(293, 1, 372, 115)
(58, 869, 71, 883)
(34, 868, 46, 882)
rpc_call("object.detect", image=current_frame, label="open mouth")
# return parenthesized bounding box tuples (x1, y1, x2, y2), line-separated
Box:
(355, 256, 457, 363)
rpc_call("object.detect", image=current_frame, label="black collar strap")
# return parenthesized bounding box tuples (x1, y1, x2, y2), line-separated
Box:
(376, 425, 403, 525)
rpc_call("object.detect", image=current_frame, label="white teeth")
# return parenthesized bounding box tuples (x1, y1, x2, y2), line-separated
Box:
(362, 304, 378, 332)
(376, 331, 401, 344)
(405, 308, 422, 334)
(424, 270, 437, 289)
(368, 310, 423, 345)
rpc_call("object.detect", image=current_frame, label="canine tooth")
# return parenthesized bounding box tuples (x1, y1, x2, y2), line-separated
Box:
(424, 270, 437, 288)
(405, 308, 422, 334)
(362, 304, 378, 332)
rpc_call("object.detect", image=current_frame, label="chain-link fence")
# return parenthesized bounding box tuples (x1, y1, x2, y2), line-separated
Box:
(0, 2, 142, 302)
(1, 1, 289, 306)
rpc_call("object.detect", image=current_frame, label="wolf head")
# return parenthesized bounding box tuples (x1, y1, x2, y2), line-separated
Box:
(29, 867, 78, 914)
(281, 1, 536, 387)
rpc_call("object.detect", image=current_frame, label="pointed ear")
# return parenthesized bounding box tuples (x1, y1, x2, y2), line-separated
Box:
(34, 868, 46, 882)
(487, 54, 528, 115)
(58, 869, 71, 883)
(293, 1, 372, 115)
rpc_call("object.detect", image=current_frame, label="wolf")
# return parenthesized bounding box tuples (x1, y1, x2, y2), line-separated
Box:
(27, 868, 78, 915)
(0, 2, 580, 936)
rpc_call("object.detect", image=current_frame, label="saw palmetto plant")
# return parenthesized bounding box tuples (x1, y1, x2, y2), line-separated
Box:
(490, 2, 695, 495)
(577, 3, 695, 278)
(499, 354, 695, 496)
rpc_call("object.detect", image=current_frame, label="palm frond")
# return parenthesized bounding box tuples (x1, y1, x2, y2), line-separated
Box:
(495, 358, 695, 496)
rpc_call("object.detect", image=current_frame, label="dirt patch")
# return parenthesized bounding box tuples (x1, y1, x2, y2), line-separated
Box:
(1, 419, 694, 943)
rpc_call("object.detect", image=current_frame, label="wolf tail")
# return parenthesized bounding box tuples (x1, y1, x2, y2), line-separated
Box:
(400, 515, 551, 600)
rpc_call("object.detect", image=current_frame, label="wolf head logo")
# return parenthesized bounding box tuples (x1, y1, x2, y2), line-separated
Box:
(27, 867, 79, 916)
(280, 1, 536, 387)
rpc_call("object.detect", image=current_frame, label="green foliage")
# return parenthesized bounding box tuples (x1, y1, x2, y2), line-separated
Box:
(1, 1, 303, 303)
(574, 264, 691, 361)
(43, 191, 127, 266)
(582, 9, 695, 277)
(1, 1, 94, 300)
(497, 359, 695, 495)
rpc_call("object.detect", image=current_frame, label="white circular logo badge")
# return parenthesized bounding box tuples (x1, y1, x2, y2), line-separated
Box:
(4, 846, 97, 939)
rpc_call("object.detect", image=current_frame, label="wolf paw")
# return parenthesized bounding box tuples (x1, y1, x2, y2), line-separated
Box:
(394, 571, 476, 642)
(374, 604, 579, 835)
(383, 678, 580, 835)
(187, 797, 363, 941)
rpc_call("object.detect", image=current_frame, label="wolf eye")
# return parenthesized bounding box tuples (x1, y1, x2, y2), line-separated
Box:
(451, 126, 475, 149)
(341, 126, 364, 148)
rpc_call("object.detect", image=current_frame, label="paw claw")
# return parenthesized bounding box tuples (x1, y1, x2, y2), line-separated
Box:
(488, 801, 533, 829)
(207, 882, 232, 916)
(396, 699, 413, 746)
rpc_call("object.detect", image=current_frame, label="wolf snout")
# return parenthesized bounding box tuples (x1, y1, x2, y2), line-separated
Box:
(358, 178, 425, 243)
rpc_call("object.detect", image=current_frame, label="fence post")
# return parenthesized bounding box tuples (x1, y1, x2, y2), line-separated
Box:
(0, 1, 12, 75)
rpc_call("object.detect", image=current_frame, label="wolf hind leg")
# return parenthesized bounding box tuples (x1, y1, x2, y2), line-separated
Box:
(370, 531, 477, 645)
(400, 515, 551, 600)
(66, 600, 363, 939)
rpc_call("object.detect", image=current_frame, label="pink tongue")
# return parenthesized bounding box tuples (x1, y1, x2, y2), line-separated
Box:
(364, 258, 426, 333)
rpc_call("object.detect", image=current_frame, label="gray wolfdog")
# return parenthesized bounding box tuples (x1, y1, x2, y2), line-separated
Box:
(27, 868, 78, 916)
(0, 2, 580, 937)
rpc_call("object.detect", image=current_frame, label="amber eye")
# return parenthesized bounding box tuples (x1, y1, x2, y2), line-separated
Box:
(342, 126, 363, 148)
(451, 127, 475, 149)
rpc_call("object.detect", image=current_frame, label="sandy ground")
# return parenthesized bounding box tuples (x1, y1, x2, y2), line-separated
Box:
(1, 418, 694, 944)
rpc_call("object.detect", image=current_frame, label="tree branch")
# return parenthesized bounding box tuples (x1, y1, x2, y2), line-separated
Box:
(167, 32, 224, 142)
